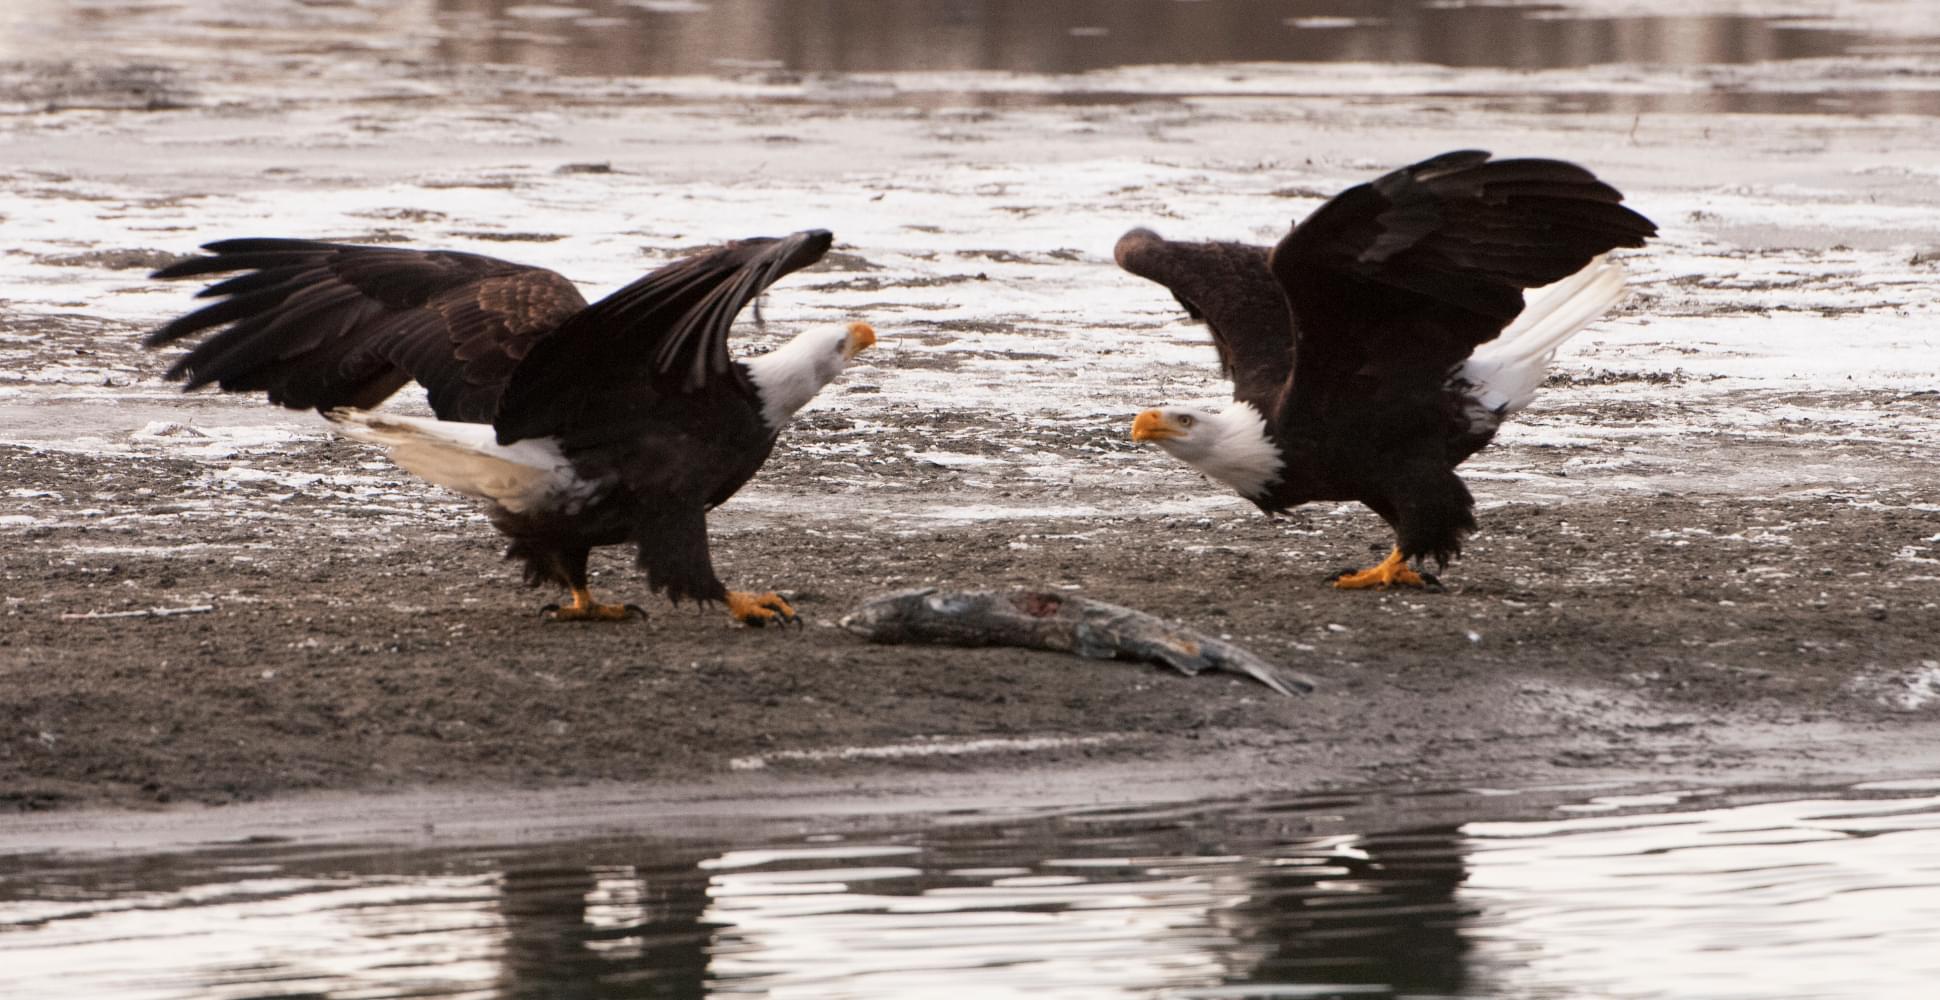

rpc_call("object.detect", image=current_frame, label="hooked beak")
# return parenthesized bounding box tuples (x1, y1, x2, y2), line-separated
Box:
(843, 321, 877, 360)
(1131, 409, 1180, 442)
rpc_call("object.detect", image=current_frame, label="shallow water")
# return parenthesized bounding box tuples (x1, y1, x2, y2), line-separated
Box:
(427, 0, 1884, 76)
(6, 0, 1937, 115)
(4, 780, 1938, 999)
(434, 0, 1939, 114)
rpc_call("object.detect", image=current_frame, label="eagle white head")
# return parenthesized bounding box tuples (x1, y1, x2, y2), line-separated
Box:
(744, 321, 877, 430)
(1131, 401, 1284, 499)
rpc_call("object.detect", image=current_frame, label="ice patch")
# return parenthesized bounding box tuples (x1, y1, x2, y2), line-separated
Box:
(68, 543, 224, 557)
(1854, 778, 1940, 791)
(1480, 0, 1940, 38)
(132, 421, 208, 440)
(910, 504, 1110, 522)
(206, 467, 324, 490)
(1895, 544, 1940, 565)
(503, 5, 591, 20)
(1285, 17, 1365, 30)
(729, 734, 1122, 770)
(1848, 661, 1940, 710)
(908, 451, 1000, 468)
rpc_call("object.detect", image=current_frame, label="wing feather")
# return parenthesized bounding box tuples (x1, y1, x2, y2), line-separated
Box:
(491, 229, 832, 445)
(1270, 150, 1656, 392)
(148, 240, 586, 421)
(1112, 228, 1292, 408)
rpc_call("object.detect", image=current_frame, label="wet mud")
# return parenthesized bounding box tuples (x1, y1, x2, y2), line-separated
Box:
(4, 310, 1937, 813)
(3, 0, 1939, 821)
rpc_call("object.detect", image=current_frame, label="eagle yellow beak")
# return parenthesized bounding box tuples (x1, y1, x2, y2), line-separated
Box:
(843, 322, 877, 360)
(1131, 409, 1179, 442)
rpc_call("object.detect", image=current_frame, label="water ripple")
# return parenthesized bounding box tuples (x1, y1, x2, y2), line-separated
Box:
(3, 784, 1939, 998)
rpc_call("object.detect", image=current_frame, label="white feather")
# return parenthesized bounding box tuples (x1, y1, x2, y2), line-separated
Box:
(743, 323, 860, 430)
(323, 322, 870, 514)
(1201, 401, 1285, 497)
(1461, 255, 1628, 418)
(327, 409, 606, 515)
(1155, 400, 1285, 499)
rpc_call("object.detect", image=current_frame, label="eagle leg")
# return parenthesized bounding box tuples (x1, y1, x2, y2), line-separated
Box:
(542, 585, 648, 623)
(726, 590, 801, 628)
(1330, 548, 1440, 591)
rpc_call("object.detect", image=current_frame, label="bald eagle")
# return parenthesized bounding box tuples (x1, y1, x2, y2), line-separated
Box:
(1117, 150, 1656, 589)
(147, 229, 874, 624)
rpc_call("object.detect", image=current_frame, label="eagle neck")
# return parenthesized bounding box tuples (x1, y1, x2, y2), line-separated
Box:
(1195, 401, 1286, 500)
(742, 332, 840, 432)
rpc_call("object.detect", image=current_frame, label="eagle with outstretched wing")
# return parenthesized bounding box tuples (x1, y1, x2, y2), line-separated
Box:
(148, 229, 874, 624)
(1117, 150, 1656, 589)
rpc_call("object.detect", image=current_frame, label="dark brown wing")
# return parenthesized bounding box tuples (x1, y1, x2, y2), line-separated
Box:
(147, 239, 585, 422)
(492, 229, 832, 445)
(1269, 150, 1657, 395)
(1114, 229, 1294, 409)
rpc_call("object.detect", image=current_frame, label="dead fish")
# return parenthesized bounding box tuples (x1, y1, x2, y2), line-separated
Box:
(840, 588, 1315, 697)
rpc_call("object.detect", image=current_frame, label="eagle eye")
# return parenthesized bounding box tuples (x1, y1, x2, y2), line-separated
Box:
(1177, 414, 1195, 428)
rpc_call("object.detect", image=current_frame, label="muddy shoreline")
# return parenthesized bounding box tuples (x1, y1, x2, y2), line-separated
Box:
(5, 3, 1940, 829)
(5, 337, 1938, 816)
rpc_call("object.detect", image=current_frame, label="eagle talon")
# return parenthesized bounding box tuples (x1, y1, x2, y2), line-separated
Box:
(542, 587, 644, 622)
(1331, 548, 1433, 591)
(727, 590, 799, 628)
(771, 599, 803, 629)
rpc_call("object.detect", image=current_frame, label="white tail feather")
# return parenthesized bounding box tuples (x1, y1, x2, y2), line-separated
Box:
(327, 409, 602, 515)
(1462, 256, 1627, 417)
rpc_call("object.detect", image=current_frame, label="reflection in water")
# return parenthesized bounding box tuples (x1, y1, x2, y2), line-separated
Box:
(432, 0, 1880, 77)
(498, 855, 715, 998)
(1, 0, 1931, 116)
(3, 784, 1939, 998)
(694, 821, 1471, 996)
(1224, 826, 1471, 992)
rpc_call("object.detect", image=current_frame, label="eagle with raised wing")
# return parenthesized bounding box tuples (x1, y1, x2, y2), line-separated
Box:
(1118, 150, 1656, 589)
(148, 229, 874, 624)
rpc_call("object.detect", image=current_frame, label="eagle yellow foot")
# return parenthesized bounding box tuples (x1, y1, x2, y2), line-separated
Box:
(1330, 549, 1441, 591)
(727, 590, 801, 628)
(541, 587, 647, 623)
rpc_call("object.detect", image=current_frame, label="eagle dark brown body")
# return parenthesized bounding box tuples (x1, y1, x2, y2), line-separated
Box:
(491, 385, 776, 608)
(1120, 150, 1658, 589)
(148, 230, 873, 623)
